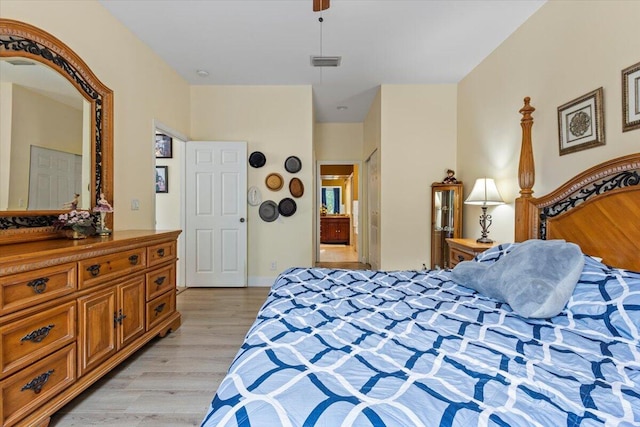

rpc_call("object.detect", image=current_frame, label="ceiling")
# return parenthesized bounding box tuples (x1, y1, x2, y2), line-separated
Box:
(98, 0, 545, 123)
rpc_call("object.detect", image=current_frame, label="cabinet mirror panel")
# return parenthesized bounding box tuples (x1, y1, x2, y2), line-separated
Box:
(431, 183, 462, 269)
(0, 18, 113, 243)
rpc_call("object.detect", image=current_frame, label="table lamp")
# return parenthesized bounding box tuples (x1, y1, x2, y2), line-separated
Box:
(464, 178, 505, 243)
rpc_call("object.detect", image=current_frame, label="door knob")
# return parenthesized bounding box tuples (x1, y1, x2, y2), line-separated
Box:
(240, 218, 245, 223)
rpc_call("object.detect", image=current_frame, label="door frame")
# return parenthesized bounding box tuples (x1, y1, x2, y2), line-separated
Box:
(316, 160, 364, 264)
(152, 120, 188, 287)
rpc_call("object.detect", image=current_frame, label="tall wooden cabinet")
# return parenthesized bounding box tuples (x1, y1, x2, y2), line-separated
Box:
(0, 230, 181, 427)
(431, 183, 463, 269)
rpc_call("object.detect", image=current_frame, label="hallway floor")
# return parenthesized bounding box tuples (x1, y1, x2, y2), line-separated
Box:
(317, 244, 369, 270)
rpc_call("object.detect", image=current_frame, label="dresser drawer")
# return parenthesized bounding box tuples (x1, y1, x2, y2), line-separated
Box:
(147, 241, 176, 267)
(449, 247, 475, 267)
(146, 290, 175, 331)
(78, 248, 146, 289)
(1, 343, 76, 427)
(1, 263, 76, 315)
(1, 302, 75, 379)
(146, 264, 176, 301)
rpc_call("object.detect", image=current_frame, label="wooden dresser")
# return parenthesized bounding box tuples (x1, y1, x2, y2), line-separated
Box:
(0, 230, 181, 427)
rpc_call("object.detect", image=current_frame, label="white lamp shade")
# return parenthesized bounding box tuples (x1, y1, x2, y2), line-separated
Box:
(465, 178, 505, 206)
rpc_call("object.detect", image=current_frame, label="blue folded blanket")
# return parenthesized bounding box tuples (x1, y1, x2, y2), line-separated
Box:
(451, 239, 584, 318)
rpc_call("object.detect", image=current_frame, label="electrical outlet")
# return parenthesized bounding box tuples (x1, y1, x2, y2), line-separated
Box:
(131, 199, 140, 210)
(270, 261, 277, 271)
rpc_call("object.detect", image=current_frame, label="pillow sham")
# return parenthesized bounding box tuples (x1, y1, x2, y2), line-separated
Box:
(451, 239, 584, 318)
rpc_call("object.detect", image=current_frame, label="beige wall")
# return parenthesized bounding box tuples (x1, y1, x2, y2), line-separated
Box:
(2, 0, 191, 229)
(314, 123, 364, 161)
(7, 85, 82, 209)
(458, 0, 640, 244)
(379, 84, 457, 270)
(190, 85, 313, 285)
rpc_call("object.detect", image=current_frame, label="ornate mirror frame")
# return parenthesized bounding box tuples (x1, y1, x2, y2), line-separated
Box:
(0, 18, 113, 244)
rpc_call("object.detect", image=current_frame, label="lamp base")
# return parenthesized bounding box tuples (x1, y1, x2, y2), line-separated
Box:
(476, 237, 494, 244)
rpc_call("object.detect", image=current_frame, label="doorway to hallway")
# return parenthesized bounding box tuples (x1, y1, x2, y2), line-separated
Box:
(317, 162, 362, 264)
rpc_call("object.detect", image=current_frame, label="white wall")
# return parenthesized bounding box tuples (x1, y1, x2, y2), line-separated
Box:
(190, 85, 313, 285)
(379, 84, 457, 270)
(2, 0, 191, 230)
(458, 0, 640, 244)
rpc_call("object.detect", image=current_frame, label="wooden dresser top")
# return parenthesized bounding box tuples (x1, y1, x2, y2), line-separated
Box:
(0, 230, 181, 269)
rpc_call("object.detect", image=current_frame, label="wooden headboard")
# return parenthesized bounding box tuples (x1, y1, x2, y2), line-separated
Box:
(514, 97, 640, 271)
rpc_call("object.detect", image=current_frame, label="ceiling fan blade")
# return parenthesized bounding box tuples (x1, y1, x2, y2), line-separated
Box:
(313, 0, 330, 12)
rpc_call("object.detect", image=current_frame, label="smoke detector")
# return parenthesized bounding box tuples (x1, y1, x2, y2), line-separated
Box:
(310, 56, 342, 67)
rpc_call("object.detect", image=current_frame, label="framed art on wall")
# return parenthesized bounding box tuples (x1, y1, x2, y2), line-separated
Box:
(557, 87, 605, 156)
(155, 133, 173, 158)
(622, 61, 640, 132)
(156, 166, 168, 193)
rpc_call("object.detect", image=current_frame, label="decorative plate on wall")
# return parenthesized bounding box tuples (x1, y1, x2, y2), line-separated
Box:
(265, 173, 284, 191)
(284, 156, 302, 173)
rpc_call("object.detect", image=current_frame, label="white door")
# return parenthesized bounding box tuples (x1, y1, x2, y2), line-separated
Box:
(185, 141, 247, 287)
(367, 150, 380, 270)
(28, 146, 81, 210)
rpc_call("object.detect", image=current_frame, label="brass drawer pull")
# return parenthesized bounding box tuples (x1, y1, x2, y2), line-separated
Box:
(154, 276, 166, 286)
(86, 264, 101, 277)
(21, 369, 54, 394)
(154, 303, 166, 316)
(21, 324, 55, 343)
(27, 277, 49, 294)
(457, 255, 465, 262)
(157, 248, 165, 257)
(128, 255, 139, 265)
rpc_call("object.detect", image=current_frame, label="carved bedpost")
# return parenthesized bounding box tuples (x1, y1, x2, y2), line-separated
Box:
(515, 97, 536, 241)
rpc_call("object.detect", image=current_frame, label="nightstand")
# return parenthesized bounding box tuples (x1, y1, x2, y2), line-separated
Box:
(446, 238, 497, 268)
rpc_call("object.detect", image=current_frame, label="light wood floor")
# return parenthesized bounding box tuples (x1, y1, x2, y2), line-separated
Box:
(317, 244, 369, 269)
(49, 287, 270, 427)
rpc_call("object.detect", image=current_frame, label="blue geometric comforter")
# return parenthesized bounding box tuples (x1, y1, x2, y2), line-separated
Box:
(201, 245, 640, 426)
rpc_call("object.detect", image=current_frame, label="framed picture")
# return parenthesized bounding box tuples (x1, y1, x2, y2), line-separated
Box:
(557, 87, 605, 156)
(155, 133, 173, 158)
(622, 61, 640, 132)
(155, 166, 168, 193)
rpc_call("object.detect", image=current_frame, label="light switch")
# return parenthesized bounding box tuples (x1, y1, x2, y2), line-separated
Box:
(131, 199, 140, 210)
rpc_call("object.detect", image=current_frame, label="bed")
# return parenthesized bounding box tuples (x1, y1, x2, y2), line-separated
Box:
(201, 98, 640, 426)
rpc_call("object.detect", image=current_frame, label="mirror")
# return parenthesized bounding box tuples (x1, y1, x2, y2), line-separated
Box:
(0, 18, 113, 243)
(1, 58, 90, 210)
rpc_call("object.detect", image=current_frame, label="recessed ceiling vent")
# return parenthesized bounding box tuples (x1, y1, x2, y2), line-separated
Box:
(310, 56, 342, 67)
